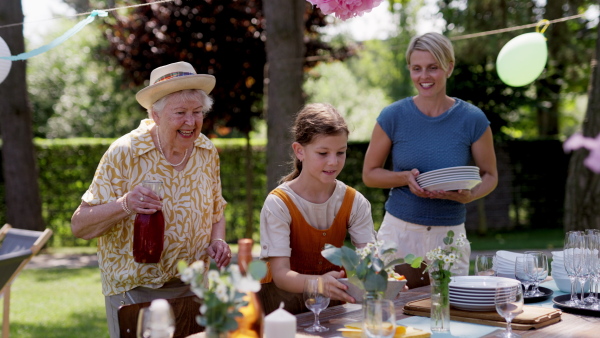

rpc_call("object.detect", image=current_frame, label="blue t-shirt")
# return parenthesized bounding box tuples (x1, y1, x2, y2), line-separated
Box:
(377, 97, 490, 226)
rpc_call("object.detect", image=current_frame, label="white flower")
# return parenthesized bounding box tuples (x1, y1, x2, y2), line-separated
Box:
(200, 304, 207, 315)
(444, 256, 452, 264)
(236, 276, 261, 293)
(459, 233, 466, 239)
(207, 270, 220, 282)
(448, 253, 457, 262)
(215, 283, 229, 302)
(455, 238, 465, 247)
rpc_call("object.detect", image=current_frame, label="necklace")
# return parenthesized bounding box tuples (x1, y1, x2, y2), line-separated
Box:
(156, 130, 188, 167)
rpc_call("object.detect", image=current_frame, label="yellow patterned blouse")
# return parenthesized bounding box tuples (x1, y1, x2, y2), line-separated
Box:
(82, 119, 227, 296)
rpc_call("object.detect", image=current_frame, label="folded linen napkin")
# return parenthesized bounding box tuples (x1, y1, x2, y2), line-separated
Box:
(339, 322, 430, 338)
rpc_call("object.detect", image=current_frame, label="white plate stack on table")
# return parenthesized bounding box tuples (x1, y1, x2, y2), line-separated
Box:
(493, 250, 524, 278)
(449, 276, 521, 311)
(550, 250, 589, 293)
(416, 166, 482, 192)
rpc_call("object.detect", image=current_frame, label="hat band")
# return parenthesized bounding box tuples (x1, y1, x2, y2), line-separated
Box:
(153, 71, 195, 85)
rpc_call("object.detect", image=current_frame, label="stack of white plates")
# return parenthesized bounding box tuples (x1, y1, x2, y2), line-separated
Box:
(449, 276, 520, 311)
(416, 166, 481, 191)
(493, 250, 524, 278)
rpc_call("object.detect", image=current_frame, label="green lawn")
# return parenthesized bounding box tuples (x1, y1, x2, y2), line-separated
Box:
(468, 228, 564, 251)
(1, 267, 108, 338)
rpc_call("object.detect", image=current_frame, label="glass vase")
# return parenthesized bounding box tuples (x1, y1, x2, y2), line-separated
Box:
(430, 277, 450, 333)
(362, 291, 384, 338)
(205, 327, 229, 338)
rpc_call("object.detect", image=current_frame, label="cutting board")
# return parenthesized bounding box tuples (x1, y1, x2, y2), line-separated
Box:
(403, 298, 561, 330)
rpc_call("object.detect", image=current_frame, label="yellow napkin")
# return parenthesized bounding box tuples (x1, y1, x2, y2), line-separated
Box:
(339, 322, 431, 338)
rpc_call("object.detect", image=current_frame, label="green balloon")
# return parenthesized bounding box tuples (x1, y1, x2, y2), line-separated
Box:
(496, 32, 548, 87)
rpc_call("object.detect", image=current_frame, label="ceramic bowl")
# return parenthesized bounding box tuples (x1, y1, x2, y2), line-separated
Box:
(338, 278, 407, 302)
(553, 277, 589, 293)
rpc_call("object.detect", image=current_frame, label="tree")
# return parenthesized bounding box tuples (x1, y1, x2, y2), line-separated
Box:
(564, 19, 600, 231)
(263, 0, 306, 191)
(0, 0, 44, 230)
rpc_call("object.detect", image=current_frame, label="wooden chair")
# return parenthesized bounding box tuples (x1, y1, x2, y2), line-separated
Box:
(118, 295, 204, 338)
(395, 262, 430, 289)
(0, 224, 53, 338)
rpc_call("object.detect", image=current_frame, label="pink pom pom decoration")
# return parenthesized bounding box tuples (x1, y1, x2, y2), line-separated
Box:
(564, 133, 600, 173)
(307, 0, 384, 21)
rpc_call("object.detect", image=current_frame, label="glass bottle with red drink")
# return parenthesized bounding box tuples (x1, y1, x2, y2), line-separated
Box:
(133, 180, 165, 263)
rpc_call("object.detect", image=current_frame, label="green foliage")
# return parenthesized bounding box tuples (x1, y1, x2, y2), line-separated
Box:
(27, 18, 144, 138)
(321, 242, 404, 293)
(304, 61, 391, 141)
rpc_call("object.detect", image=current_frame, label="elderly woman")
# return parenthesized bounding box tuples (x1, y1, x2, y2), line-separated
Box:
(362, 32, 498, 275)
(71, 61, 230, 338)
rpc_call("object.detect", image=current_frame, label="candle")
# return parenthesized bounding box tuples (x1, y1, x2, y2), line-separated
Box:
(264, 302, 296, 338)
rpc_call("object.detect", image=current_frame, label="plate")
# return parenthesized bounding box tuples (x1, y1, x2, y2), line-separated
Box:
(449, 276, 519, 290)
(419, 166, 480, 176)
(552, 294, 600, 317)
(422, 179, 482, 191)
(417, 175, 481, 186)
(524, 286, 553, 303)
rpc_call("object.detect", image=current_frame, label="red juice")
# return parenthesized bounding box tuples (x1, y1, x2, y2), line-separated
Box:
(133, 210, 165, 263)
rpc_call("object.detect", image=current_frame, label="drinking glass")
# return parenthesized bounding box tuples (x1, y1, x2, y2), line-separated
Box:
(364, 299, 395, 338)
(514, 256, 534, 297)
(585, 230, 600, 307)
(524, 251, 548, 297)
(474, 254, 496, 276)
(564, 231, 584, 306)
(303, 277, 330, 332)
(495, 282, 524, 338)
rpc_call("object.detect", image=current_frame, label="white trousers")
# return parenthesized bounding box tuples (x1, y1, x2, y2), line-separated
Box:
(377, 212, 471, 276)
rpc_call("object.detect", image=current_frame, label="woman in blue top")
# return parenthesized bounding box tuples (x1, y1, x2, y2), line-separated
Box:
(362, 32, 498, 275)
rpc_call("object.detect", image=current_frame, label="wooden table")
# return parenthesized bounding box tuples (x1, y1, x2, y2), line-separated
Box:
(295, 285, 600, 338)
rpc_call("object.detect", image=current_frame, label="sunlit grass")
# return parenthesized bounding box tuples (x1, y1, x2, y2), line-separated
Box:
(1, 267, 108, 338)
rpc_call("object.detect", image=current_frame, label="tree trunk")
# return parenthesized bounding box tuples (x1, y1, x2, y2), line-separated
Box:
(244, 131, 254, 239)
(564, 19, 600, 231)
(0, 0, 44, 230)
(263, 0, 306, 192)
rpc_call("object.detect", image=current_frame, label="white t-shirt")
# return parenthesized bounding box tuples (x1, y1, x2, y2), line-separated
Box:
(259, 180, 376, 259)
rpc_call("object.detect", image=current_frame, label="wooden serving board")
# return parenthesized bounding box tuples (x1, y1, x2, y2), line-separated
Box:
(403, 298, 561, 330)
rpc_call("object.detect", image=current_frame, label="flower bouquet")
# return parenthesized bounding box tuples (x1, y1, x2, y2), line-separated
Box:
(321, 240, 407, 299)
(404, 230, 468, 333)
(177, 259, 267, 336)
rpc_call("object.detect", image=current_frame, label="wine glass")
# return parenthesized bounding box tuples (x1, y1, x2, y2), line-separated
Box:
(495, 282, 524, 338)
(514, 256, 534, 297)
(524, 251, 548, 297)
(364, 299, 395, 338)
(303, 277, 330, 332)
(474, 254, 496, 276)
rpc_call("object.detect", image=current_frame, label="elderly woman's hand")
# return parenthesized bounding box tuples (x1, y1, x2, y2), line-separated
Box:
(208, 239, 232, 269)
(128, 185, 163, 215)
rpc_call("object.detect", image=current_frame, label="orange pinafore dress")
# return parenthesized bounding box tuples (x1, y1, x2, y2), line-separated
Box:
(257, 186, 356, 315)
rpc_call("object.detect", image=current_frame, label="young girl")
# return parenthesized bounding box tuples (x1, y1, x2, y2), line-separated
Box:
(258, 103, 376, 315)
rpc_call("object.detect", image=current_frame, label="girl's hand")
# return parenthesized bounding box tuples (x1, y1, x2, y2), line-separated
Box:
(322, 270, 356, 303)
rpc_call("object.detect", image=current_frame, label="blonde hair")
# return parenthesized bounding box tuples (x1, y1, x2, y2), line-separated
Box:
(406, 32, 455, 71)
(280, 103, 349, 183)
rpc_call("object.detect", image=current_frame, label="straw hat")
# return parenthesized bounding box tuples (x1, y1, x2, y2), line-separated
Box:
(136, 61, 216, 109)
